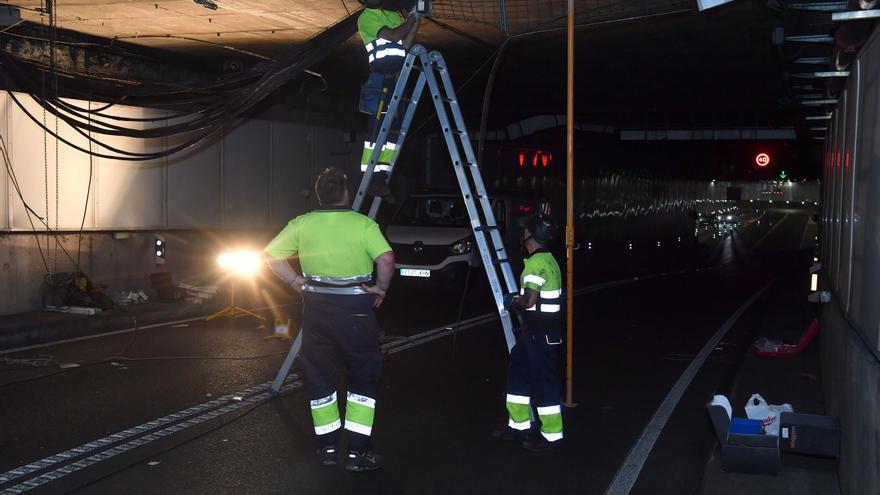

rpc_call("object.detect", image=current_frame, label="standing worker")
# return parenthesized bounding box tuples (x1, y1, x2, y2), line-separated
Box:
(357, 0, 426, 200)
(494, 214, 565, 451)
(264, 167, 395, 471)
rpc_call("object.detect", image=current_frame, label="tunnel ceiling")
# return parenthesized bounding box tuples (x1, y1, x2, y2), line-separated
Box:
(8, 0, 693, 56)
(4, 0, 843, 154)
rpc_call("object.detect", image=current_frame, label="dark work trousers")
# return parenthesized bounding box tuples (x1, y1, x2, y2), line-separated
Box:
(506, 326, 563, 410)
(365, 72, 401, 194)
(299, 292, 382, 453)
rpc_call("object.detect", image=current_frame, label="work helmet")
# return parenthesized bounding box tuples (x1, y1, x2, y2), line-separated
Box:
(525, 214, 559, 248)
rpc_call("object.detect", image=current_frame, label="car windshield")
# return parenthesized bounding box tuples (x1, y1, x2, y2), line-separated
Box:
(393, 197, 470, 227)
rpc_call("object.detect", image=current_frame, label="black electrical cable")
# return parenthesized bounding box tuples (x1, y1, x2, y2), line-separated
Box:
(0, 135, 51, 274)
(0, 12, 361, 160)
(77, 98, 94, 268)
(2, 134, 90, 273)
(477, 37, 509, 170)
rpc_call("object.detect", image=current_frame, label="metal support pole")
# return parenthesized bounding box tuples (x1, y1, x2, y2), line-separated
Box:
(564, 0, 577, 408)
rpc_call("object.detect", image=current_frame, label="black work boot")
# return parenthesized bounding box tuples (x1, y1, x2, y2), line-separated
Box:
(316, 445, 338, 466)
(492, 426, 529, 442)
(345, 451, 383, 472)
(522, 434, 563, 452)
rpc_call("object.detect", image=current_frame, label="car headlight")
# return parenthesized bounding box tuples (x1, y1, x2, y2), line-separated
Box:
(450, 238, 472, 255)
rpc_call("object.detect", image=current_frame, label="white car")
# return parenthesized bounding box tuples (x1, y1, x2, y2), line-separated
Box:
(385, 193, 545, 287)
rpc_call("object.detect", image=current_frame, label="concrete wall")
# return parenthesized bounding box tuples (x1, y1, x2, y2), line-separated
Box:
(0, 92, 368, 315)
(0, 229, 279, 315)
(819, 23, 880, 495)
(0, 92, 363, 232)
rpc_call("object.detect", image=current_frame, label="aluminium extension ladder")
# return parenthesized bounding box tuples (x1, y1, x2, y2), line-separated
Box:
(271, 45, 518, 395)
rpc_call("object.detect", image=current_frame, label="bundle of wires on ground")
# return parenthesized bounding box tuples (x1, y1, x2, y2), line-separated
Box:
(0, 12, 359, 161)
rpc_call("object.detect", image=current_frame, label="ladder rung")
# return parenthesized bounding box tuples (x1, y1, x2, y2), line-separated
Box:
(474, 225, 499, 232)
(442, 97, 456, 104)
(494, 259, 509, 265)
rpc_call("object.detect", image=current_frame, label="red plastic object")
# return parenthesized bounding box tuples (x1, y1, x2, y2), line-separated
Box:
(753, 319, 819, 357)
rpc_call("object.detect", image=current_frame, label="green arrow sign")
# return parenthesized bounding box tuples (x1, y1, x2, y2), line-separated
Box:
(779, 170, 787, 180)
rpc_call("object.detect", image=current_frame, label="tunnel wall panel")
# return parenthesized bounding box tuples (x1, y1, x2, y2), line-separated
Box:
(7, 95, 98, 231)
(0, 95, 7, 231)
(0, 93, 361, 232)
(850, 56, 880, 335)
(166, 135, 223, 228)
(95, 106, 166, 230)
(269, 122, 313, 227)
(840, 74, 859, 312)
(833, 91, 846, 296)
(821, 23, 880, 495)
(222, 120, 271, 229)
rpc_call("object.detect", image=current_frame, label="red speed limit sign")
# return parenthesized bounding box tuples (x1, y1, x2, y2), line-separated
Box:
(755, 153, 771, 167)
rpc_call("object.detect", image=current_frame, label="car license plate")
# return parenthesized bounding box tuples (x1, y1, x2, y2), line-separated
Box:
(400, 269, 431, 278)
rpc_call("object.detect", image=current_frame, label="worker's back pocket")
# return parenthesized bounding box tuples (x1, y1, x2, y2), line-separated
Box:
(545, 330, 562, 346)
(359, 72, 385, 115)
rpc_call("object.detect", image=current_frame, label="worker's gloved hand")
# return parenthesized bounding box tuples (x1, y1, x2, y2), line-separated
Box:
(418, 0, 432, 16)
(502, 292, 517, 310)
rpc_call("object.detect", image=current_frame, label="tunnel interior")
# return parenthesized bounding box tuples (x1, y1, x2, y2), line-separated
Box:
(0, 0, 877, 494)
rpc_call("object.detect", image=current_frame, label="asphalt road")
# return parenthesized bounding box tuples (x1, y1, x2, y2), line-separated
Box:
(0, 207, 818, 495)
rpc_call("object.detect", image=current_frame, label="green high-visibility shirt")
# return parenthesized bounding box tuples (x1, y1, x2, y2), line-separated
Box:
(358, 8, 402, 44)
(521, 252, 562, 292)
(265, 207, 392, 279)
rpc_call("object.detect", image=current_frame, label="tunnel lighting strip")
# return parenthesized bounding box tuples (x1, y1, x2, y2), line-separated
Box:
(801, 99, 838, 105)
(785, 34, 835, 43)
(788, 2, 846, 11)
(832, 9, 880, 20)
(0, 267, 715, 493)
(604, 281, 775, 495)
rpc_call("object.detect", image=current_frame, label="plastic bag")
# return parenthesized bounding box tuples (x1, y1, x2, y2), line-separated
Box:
(744, 393, 793, 436)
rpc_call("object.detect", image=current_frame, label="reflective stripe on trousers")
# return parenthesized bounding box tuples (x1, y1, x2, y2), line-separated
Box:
(506, 394, 531, 430)
(344, 392, 376, 436)
(310, 392, 342, 436)
(536, 404, 564, 441)
(361, 140, 396, 171)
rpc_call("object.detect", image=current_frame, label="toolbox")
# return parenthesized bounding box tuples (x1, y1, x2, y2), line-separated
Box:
(780, 412, 841, 458)
(707, 397, 781, 475)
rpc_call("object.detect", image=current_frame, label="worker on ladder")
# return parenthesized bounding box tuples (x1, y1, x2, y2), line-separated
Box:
(495, 214, 565, 451)
(264, 167, 395, 471)
(356, 0, 428, 201)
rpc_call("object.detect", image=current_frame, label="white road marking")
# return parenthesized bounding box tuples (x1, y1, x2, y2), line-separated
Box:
(799, 216, 815, 251)
(603, 281, 774, 495)
(0, 267, 712, 492)
(752, 214, 790, 251)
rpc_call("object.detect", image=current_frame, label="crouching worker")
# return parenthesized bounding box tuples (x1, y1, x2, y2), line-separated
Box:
(494, 214, 565, 451)
(264, 167, 395, 471)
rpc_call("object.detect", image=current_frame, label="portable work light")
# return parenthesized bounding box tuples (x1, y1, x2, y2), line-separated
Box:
(216, 250, 261, 276)
(207, 250, 266, 321)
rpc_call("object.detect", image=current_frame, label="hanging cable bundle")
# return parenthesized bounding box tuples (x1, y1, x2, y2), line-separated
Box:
(0, 12, 360, 161)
